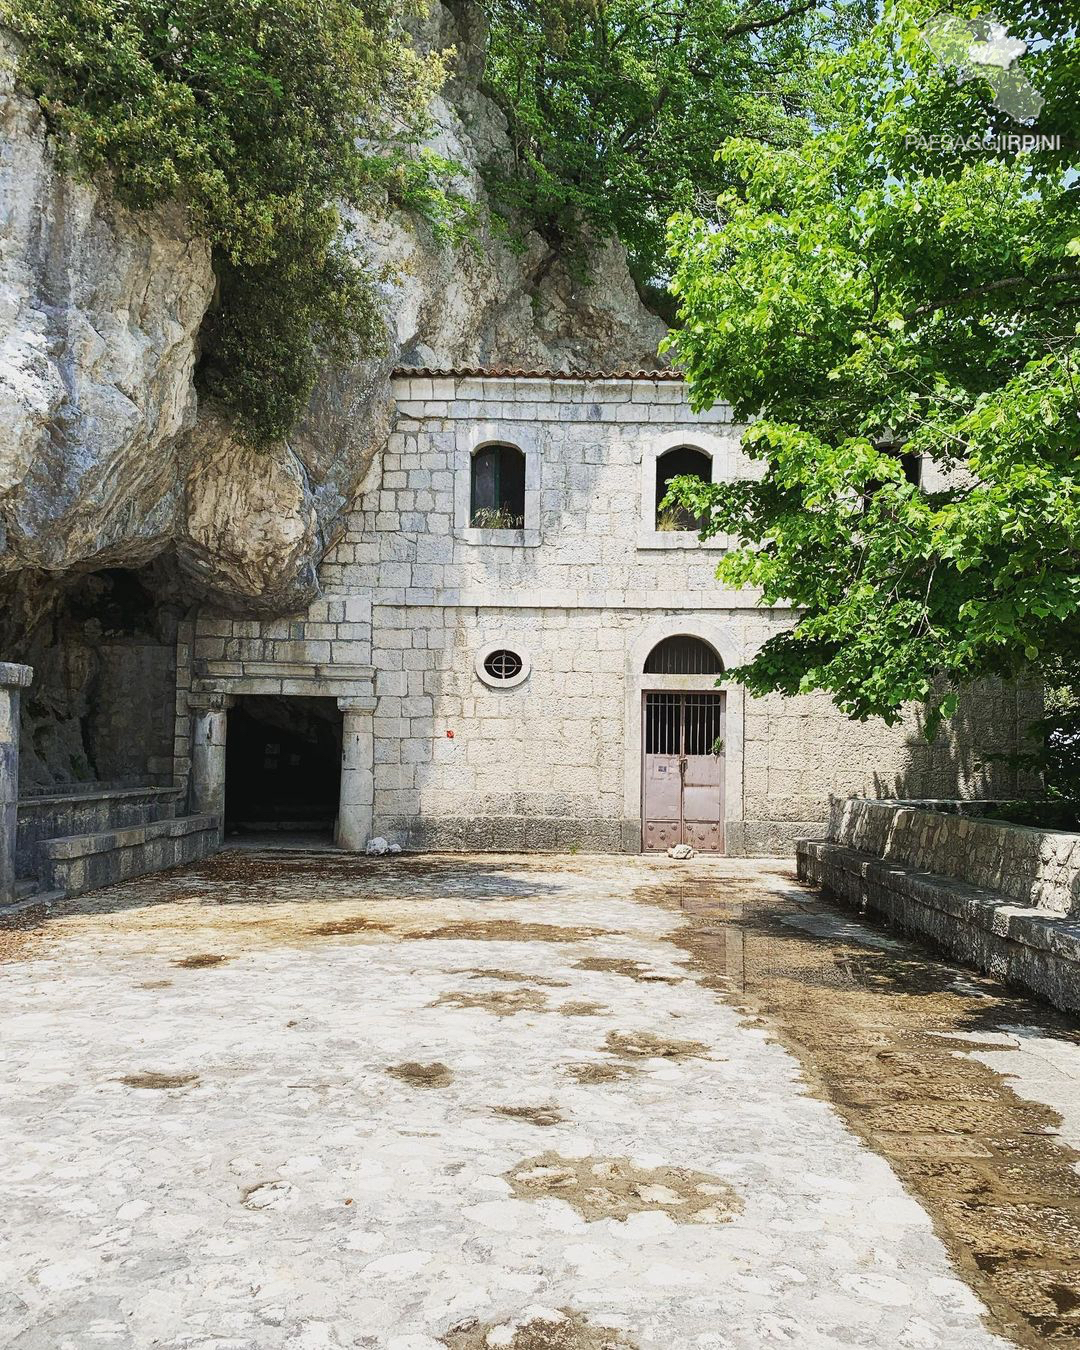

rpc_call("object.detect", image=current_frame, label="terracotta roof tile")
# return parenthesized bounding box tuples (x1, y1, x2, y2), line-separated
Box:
(391, 366, 684, 381)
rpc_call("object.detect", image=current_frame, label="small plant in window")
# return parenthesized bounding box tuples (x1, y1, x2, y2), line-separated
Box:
(656, 503, 698, 532)
(471, 444, 526, 529)
(655, 446, 712, 531)
(711, 736, 725, 757)
(471, 506, 525, 529)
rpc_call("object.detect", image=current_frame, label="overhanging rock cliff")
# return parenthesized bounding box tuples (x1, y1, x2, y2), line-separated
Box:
(0, 8, 666, 619)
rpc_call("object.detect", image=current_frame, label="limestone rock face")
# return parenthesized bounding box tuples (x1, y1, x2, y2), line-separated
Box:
(362, 12, 668, 375)
(177, 413, 323, 611)
(0, 34, 214, 577)
(0, 7, 666, 615)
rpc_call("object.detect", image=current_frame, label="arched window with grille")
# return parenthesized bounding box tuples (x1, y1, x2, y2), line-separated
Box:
(655, 446, 711, 531)
(471, 443, 526, 528)
(643, 635, 724, 675)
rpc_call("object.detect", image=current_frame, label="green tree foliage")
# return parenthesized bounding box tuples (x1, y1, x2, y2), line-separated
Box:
(5, 0, 452, 444)
(662, 0, 1080, 735)
(480, 0, 869, 294)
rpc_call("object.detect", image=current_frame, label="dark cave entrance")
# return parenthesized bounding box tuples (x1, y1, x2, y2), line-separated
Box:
(7, 566, 182, 789)
(225, 696, 343, 839)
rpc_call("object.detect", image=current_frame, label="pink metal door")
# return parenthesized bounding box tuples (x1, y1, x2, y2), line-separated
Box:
(642, 691, 725, 853)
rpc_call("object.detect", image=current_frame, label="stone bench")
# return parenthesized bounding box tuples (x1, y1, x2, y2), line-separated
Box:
(16, 784, 183, 877)
(797, 800, 1080, 1013)
(39, 814, 219, 898)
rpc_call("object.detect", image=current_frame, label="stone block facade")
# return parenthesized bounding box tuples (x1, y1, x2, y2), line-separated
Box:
(178, 371, 1036, 855)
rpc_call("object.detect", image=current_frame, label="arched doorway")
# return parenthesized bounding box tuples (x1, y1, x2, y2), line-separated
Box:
(641, 636, 725, 853)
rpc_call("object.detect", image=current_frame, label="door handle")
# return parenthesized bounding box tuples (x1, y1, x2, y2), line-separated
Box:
(679, 756, 687, 780)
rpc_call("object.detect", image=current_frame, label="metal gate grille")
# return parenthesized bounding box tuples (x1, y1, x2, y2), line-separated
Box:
(686, 693, 725, 755)
(643, 635, 723, 675)
(645, 691, 680, 754)
(644, 692, 724, 756)
(642, 691, 725, 853)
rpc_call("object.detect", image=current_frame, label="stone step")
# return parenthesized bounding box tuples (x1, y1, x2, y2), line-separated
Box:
(38, 813, 220, 899)
(1, 884, 64, 917)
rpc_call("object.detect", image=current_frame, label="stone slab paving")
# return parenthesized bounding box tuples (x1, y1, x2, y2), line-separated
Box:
(0, 853, 1024, 1349)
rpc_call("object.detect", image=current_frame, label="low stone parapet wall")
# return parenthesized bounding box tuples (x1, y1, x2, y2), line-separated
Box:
(825, 798, 1080, 913)
(16, 784, 182, 877)
(39, 815, 219, 899)
(798, 800, 1080, 1011)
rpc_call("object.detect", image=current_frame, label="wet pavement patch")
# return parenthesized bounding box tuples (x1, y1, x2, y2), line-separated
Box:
(603, 1029, 711, 1062)
(308, 916, 395, 936)
(433, 987, 549, 1017)
(655, 868, 1080, 1350)
(505, 1152, 742, 1224)
(456, 967, 572, 988)
(409, 920, 610, 944)
(118, 1071, 198, 1090)
(562, 1062, 640, 1085)
(190, 851, 572, 901)
(492, 1104, 565, 1127)
(443, 1309, 638, 1349)
(172, 953, 229, 969)
(387, 1061, 454, 1089)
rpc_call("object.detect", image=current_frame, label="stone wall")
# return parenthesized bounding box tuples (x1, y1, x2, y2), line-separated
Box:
(86, 641, 177, 782)
(16, 784, 181, 877)
(739, 683, 1040, 854)
(826, 797, 1080, 915)
(370, 603, 647, 852)
(799, 799, 1080, 1011)
(37, 814, 219, 898)
(186, 372, 1036, 854)
(188, 597, 372, 690)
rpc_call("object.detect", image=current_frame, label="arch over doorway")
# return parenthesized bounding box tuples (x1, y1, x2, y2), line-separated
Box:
(643, 634, 724, 676)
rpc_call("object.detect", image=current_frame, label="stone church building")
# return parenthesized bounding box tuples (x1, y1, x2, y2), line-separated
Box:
(170, 368, 1028, 860)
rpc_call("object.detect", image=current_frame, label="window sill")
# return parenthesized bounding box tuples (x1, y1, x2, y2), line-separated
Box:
(636, 531, 729, 551)
(459, 527, 541, 548)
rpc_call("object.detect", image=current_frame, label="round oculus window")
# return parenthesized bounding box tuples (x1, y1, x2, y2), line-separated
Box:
(483, 648, 523, 681)
(475, 642, 531, 688)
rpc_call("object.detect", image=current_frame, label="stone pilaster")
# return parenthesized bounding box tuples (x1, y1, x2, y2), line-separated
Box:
(0, 663, 33, 904)
(336, 696, 377, 851)
(189, 692, 231, 841)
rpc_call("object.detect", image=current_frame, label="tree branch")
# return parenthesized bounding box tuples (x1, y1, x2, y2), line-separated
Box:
(909, 270, 1076, 318)
(721, 0, 819, 41)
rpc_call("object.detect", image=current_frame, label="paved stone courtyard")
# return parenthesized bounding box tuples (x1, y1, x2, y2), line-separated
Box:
(3, 853, 1080, 1349)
